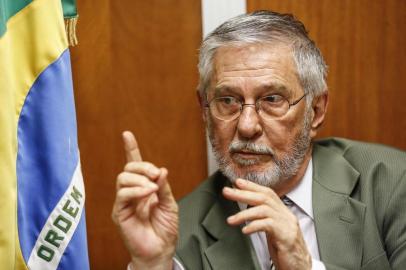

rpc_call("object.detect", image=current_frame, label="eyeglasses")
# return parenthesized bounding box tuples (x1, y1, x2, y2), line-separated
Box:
(205, 93, 307, 121)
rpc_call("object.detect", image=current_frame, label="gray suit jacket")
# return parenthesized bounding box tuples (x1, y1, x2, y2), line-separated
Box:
(175, 138, 406, 270)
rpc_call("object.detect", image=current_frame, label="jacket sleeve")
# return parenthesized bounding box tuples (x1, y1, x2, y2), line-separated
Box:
(384, 171, 406, 269)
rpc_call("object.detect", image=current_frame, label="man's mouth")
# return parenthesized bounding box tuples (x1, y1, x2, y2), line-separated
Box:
(231, 151, 273, 166)
(234, 151, 265, 157)
(228, 141, 274, 166)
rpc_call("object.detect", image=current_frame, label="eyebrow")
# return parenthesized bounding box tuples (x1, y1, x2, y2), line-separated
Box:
(213, 83, 292, 97)
(255, 83, 291, 95)
(213, 85, 239, 97)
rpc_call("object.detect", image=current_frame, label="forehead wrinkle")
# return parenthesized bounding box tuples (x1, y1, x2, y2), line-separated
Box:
(211, 44, 302, 98)
(219, 69, 280, 77)
(216, 73, 292, 91)
(215, 45, 294, 72)
(215, 60, 298, 85)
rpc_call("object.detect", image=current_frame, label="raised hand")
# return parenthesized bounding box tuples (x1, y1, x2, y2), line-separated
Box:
(112, 131, 179, 270)
(223, 178, 312, 270)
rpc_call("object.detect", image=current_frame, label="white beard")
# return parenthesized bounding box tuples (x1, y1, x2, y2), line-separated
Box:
(207, 111, 312, 188)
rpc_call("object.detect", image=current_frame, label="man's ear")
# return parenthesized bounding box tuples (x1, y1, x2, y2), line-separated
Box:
(196, 90, 207, 122)
(310, 92, 328, 138)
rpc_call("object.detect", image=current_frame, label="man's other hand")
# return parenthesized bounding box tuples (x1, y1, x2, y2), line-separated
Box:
(223, 178, 312, 270)
(112, 131, 179, 270)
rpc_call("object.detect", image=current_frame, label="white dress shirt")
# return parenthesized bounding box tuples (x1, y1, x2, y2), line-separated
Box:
(129, 159, 326, 270)
(240, 159, 326, 270)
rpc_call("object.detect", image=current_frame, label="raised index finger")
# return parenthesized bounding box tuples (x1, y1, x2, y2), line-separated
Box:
(122, 131, 142, 162)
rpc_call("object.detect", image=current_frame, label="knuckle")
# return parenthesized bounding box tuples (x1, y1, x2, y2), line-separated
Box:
(117, 188, 132, 200)
(116, 172, 127, 189)
(124, 161, 136, 171)
(233, 212, 242, 220)
(144, 162, 158, 172)
(116, 189, 125, 198)
(138, 162, 155, 173)
(124, 161, 158, 176)
(264, 198, 273, 206)
(265, 218, 273, 228)
(117, 172, 128, 182)
(258, 194, 268, 204)
(143, 161, 153, 168)
(264, 188, 274, 197)
(258, 205, 269, 215)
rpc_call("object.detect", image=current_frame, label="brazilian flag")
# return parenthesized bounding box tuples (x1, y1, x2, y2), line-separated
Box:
(0, 0, 89, 269)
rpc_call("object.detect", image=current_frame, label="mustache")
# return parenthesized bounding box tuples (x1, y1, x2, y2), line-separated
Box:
(229, 141, 274, 156)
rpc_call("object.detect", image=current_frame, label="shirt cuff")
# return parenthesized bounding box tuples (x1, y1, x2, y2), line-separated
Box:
(127, 258, 184, 270)
(312, 258, 326, 270)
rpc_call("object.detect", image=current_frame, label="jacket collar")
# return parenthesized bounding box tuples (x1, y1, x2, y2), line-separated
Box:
(201, 173, 261, 270)
(312, 143, 365, 269)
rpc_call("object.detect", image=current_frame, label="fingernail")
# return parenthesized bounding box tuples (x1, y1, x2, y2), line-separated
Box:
(227, 216, 235, 223)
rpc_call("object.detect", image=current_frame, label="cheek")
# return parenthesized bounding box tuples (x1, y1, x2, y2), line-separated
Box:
(211, 118, 237, 150)
(263, 122, 288, 147)
(263, 118, 302, 151)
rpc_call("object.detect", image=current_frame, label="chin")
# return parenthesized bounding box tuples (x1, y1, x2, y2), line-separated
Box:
(220, 159, 284, 188)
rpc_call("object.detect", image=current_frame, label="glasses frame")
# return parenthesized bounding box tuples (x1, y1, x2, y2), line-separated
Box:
(205, 93, 307, 121)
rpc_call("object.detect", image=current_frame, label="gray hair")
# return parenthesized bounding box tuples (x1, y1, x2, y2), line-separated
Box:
(198, 10, 328, 103)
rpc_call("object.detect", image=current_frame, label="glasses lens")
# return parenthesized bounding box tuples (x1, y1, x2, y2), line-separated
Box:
(258, 95, 289, 118)
(210, 97, 240, 120)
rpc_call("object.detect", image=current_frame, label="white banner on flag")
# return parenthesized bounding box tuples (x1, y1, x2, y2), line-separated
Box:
(27, 158, 86, 270)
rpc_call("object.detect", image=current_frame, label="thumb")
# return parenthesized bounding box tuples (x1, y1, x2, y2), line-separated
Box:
(156, 168, 176, 206)
(122, 131, 142, 162)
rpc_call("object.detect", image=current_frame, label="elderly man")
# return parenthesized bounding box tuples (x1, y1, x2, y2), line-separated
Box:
(112, 11, 406, 270)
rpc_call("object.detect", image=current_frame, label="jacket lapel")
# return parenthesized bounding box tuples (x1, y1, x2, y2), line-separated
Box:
(201, 177, 261, 270)
(312, 144, 366, 269)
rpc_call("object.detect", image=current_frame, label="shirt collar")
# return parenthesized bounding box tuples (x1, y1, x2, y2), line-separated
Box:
(285, 158, 314, 219)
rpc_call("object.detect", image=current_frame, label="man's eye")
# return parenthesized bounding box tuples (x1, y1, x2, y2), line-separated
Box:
(262, 95, 284, 103)
(219, 97, 237, 105)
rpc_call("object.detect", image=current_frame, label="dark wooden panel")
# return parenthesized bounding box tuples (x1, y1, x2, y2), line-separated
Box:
(247, 0, 406, 149)
(71, 0, 205, 269)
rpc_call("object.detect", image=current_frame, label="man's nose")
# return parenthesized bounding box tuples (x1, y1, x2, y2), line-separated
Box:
(236, 105, 263, 139)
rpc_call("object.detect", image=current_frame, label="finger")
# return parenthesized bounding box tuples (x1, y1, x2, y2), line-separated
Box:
(122, 131, 142, 162)
(156, 168, 177, 207)
(115, 186, 158, 206)
(242, 218, 274, 235)
(124, 161, 161, 179)
(227, 205, 272, 225)
(235, 178, 279, 200)
(223, 186, 276, 207)
(116, 172, 159, 190)
(136, 194, 159, 221)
